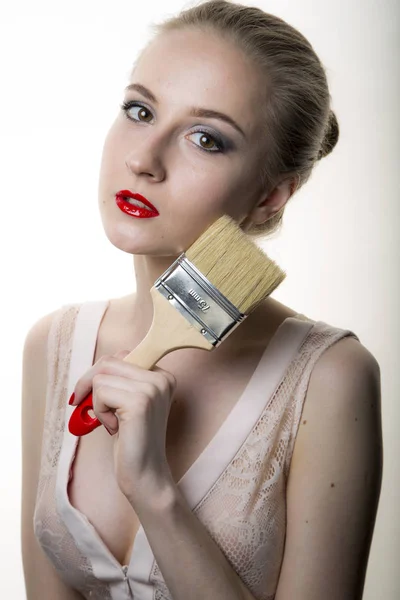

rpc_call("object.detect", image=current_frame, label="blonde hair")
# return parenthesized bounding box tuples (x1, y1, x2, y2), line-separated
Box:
(132, 0, 339, 241)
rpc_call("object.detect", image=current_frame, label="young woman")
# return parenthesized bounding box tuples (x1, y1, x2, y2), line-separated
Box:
(21, 1, 382, 599)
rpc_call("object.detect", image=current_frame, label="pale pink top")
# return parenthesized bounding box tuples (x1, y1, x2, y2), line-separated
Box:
(33, 300, 359, 600)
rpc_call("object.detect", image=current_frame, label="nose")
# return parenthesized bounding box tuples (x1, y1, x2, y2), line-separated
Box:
(124, 135, 166, 182)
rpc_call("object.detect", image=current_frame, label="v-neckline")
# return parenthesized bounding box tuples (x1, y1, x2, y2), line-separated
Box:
(58, 300, 311, 579)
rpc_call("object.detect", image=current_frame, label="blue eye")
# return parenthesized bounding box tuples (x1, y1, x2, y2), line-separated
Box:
(119, 100, 225, 154)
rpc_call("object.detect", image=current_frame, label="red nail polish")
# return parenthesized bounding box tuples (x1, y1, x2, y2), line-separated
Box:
(105, 426, 114, 436)
(68, 393, 75, 405)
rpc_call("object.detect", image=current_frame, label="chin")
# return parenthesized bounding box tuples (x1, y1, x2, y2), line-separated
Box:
(102, 228, 184, 258)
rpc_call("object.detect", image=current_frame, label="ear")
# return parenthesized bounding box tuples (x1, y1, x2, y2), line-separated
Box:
(246, 177, 296, 227)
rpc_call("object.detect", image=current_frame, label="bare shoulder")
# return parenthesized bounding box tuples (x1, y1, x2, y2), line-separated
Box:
(291, 334, 382, 473)
(22, 309, 63, 394)
(307, 334, 380, 383)
(22, 308, 62, 435)
(23, 309, 60, 356)
(274, 335, 383, 600)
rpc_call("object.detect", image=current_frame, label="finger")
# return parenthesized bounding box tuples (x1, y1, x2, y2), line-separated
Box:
(91, 386, 127, 432)
(117, 348, 175, 391)
(105, 358, 174, 399)
(93, 384, 154, 432)
(152, 366, 177, 393)
(116, 349, 175, 394)
(71, 354, 155, 405)
(92, 374, 160, 402)
(114, 349, 131, 360)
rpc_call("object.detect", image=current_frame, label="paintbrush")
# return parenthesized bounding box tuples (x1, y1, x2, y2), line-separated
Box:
(68, 213, 286, 436)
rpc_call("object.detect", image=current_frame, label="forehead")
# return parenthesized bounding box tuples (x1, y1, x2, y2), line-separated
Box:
(132, 28, 266, 135)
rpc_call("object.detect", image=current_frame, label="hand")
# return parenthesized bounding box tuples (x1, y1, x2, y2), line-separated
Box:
(69, 350, 178, 504)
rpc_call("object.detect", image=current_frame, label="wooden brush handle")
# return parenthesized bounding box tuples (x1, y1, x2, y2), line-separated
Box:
(68, 287, 213, 436)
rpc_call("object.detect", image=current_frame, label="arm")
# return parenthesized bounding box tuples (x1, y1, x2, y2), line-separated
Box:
(274, 337, 383, 600)
(21, 312, 85, 600)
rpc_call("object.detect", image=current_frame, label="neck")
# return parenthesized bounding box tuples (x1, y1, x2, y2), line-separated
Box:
(128, 253, 180, 340)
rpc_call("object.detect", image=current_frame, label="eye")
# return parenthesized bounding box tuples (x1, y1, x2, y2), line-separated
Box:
(120, 100, 153, 123)
(119, 100, 225, 154)
(188, 130, 222, 153)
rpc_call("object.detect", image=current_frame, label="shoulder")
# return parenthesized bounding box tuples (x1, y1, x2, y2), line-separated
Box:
(291, 334, 382, 474)
(24, 298, 111, 347)
(21, 310, 63, 469)
(22, 308, 67, 409)
(275, 335, 382, 599)
(308, 334, 380, 385)
(23, 308, 62, 357)
(22, 303, 86, 383)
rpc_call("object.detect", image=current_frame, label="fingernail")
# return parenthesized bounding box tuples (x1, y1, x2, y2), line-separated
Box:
(105, 425, 114, 436)
(68, 393, 75, 405)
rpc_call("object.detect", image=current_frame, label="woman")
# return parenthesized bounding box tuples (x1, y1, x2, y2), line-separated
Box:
(21, 1, 383, 599)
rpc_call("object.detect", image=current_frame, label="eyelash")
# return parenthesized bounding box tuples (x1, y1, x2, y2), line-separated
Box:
(119, 100, 225, 154)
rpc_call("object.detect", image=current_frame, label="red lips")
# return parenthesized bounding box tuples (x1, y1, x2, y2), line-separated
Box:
(115, 190, 159, 219)
(116, 190, 159, 213)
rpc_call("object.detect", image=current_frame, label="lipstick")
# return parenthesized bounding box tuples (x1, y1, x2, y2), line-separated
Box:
(115, 190, 159, 218)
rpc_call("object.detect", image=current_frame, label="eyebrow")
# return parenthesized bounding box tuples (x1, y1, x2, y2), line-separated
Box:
(124, 83, 246, 139)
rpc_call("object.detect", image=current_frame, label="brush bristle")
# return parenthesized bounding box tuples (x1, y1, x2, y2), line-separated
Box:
(185, 214, 286, 314)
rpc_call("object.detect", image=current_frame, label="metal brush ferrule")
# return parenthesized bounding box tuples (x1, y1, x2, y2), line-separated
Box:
(154, 253, 246, 347)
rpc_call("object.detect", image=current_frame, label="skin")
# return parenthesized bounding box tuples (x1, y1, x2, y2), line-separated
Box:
(97, 26, 297, 355)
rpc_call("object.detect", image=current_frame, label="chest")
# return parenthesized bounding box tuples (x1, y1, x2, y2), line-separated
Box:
(67, 343, 266, 567)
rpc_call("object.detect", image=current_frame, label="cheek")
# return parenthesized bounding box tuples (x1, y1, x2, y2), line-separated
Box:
(176, 165, 238, 210)
(224, 163, 262, 215)
(177, 185, 228, 224)
(184, 173, 254, 228)
(206, 176, 252, 220)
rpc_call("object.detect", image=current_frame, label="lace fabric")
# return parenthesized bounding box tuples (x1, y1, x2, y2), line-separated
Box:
(34, 304, 113, 599)
(149, 319, 360, 600)
(33, 303, 359, 600)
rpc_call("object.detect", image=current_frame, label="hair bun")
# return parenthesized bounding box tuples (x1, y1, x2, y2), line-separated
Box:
(318, 110, 339, 160)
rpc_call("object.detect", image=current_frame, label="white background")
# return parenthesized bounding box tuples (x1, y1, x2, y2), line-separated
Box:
(1, 0, 398, 597)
